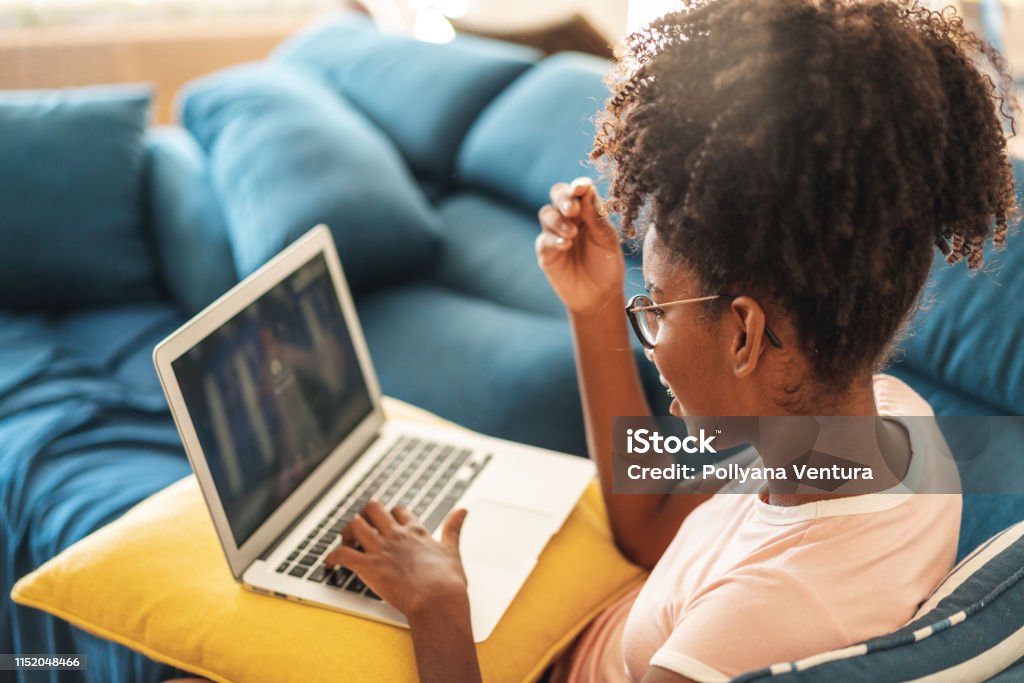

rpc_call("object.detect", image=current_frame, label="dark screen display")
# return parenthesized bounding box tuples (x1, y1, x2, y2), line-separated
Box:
(172, 253, 373, 546)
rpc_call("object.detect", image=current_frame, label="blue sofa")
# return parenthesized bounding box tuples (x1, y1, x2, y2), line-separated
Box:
(2, 14, 1023, 682)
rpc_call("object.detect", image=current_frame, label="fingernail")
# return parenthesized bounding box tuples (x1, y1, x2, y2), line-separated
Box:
(561, 200, 573, 213)
(555, 236, 566, 246)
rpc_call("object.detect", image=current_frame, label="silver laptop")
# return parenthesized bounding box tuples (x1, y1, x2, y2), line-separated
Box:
(152, 225, 595, 642)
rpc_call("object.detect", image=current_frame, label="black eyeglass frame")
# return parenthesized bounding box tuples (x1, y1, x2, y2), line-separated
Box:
(625, 292, 785, 350)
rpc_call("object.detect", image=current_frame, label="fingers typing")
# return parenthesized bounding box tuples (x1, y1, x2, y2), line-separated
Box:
(346, 514, 381, 551)
(391, 505, 414, 525)
(360, 500, 396, 536)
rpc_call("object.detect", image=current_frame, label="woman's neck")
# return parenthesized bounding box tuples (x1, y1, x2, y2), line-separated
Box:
(750, 380, 913, 506)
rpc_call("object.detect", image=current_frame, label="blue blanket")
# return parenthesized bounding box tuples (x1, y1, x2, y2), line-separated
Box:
(0, 304, 193, 683)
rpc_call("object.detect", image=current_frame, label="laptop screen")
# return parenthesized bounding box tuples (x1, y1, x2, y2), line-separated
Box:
(171, 252, 373, 547)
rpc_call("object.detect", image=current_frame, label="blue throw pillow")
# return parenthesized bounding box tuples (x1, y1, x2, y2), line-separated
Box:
(273, 14, 539, 188)
(0, 85, 158, 311)
(179, 63, 441, 291)
(145, 126, 238, 315)
(733, 520, 1024, 682)
(456, 53, 613, 212)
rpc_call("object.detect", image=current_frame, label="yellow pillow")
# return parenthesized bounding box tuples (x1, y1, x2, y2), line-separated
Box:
(11, 397, 645, 683)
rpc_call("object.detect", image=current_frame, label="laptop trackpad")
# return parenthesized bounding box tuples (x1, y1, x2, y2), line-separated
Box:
(459, 498, 554, 569)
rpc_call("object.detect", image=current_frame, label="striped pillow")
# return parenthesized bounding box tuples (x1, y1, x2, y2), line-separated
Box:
(733, 521, 1024, 682)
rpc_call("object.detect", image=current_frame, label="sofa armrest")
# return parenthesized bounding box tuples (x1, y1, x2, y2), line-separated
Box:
(145, 125, 237, 314)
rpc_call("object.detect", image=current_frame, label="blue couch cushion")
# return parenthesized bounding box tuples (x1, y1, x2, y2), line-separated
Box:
(456, 52, 612, 212)
(894, 157, 1024, 417)
(879, 366, 1024, 560)
(180, 62, 442, 292)
(356, 283, 586, 454)
(958, 492, 1024, 564)
(273, 14, 539, 187)
(0, 85, 158, 312)
(884, 364, 1006, 416)
(733, 521, 1024, 682)
(434, 192, 567, 317)
(145, 126, 238, 315)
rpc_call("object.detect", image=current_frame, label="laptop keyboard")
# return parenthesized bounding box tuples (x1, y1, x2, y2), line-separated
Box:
(273, 435, 492, 600)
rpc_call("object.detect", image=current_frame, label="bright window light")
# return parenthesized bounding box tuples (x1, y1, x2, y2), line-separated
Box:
(627, 0, 677, 33)
(413, 6, 455, 43)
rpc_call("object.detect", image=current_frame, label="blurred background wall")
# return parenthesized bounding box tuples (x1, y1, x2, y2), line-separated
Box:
(0, 0, 1020, 131)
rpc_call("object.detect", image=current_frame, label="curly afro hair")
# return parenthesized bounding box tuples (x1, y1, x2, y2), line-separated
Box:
(593, 0, 1021, 393)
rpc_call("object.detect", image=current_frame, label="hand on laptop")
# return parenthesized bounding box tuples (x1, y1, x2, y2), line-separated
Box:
(536, 176, 625, 315)
(325, 500, 469, 619)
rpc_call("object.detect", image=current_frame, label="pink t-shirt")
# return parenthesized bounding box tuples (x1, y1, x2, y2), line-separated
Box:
(552, 374, 961, 683)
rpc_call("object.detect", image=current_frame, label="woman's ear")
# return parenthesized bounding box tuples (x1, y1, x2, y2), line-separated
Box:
(729, 297, 768, 378)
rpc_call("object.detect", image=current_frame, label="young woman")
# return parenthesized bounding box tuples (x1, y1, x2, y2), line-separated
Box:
(322, 0, 1020, 681)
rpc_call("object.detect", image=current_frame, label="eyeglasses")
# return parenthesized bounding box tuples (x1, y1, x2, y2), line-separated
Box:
(625, 293, 785, 350)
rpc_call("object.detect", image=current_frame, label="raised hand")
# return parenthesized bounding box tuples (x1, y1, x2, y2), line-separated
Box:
(536, 177, 625, 315)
